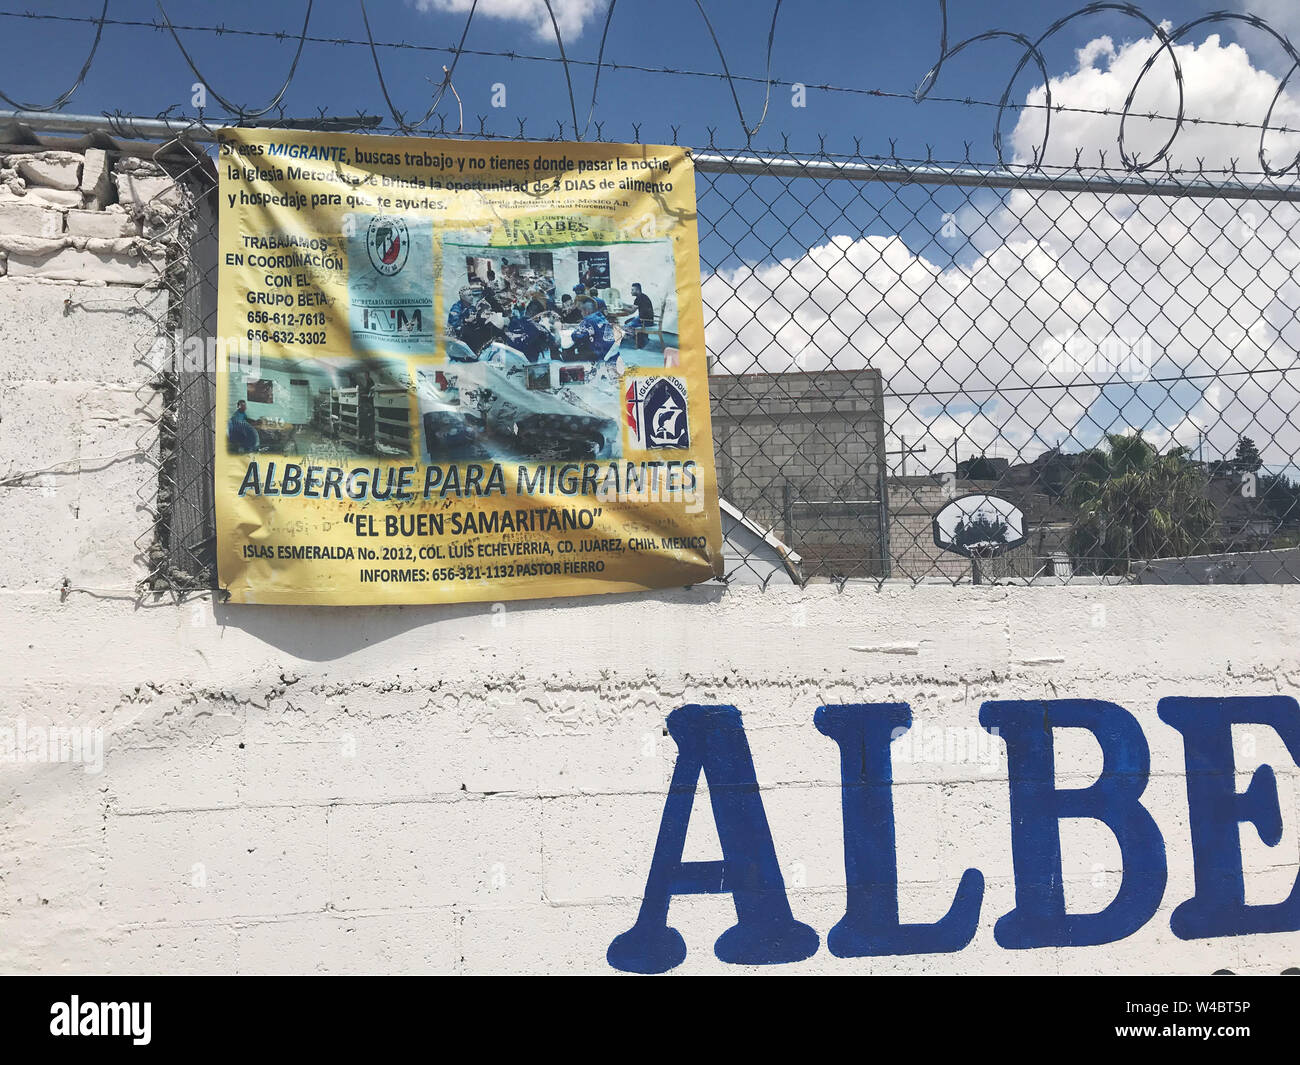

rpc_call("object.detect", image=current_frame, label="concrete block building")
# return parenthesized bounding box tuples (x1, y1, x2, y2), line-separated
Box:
(710, 368, 888, 578)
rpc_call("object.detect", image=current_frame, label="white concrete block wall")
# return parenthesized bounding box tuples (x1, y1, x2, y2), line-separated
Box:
(1, 151, 1298, 974)
(0, 147, 176, 284)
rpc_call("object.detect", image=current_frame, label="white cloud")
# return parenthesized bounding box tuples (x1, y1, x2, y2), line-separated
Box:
(1075, 36, 1116, 72)
(1013, 31, 1300, 172)
(1228, 1, 1300, 77)
(703, 31, 1300, 475)
(410, 0, 604, 41)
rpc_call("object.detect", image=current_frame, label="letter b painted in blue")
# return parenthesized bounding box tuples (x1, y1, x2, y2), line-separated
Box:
(979, 699, 1167, 948)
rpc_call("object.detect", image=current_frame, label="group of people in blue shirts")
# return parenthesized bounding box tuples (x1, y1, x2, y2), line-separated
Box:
(446, 275, 655, 365)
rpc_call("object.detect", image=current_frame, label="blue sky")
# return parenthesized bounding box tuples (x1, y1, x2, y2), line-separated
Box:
(3, 1, 1297, 159)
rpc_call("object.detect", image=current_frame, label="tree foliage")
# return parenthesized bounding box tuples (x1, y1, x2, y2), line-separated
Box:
(958, 456, 1004, 481)
(1066, 432, 1216, 575)
(953, 513, 1009, 550)
(1260, 472, 1300, 524)
(1233, 436, 1263, 473)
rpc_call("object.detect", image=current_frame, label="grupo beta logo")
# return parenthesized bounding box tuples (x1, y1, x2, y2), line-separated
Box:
(367, 215, 409, 276)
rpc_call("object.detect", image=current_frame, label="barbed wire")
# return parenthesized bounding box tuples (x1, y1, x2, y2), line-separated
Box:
(154, 0, 312, 121)
(359, 0, 473, 134)
(0, 4, 1272, 134)
(915, 4, 1300, 176)
(79, 102, 1300, 185)
(0, 0, 107, 112)
(78, 104, 1300, 190)
(5, 2, 1300, 171)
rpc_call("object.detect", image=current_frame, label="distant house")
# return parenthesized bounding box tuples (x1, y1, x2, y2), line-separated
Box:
(1202, 468, 1285, 551)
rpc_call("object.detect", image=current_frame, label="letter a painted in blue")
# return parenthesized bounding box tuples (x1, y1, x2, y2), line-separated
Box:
(979, 699, 1167, 948)
(606, 705, 819, 974)
(816, 703, 984, 955)
(1158, 695, 1300, 938)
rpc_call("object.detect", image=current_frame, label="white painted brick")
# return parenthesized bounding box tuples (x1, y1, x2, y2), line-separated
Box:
(762, 784, 857, 891)
(461, 903, 628, 975)
(0, 919, 109, 975)
(107, 741, 243, 813)
(105, 807, 329, 921)
(0, 568, 1297, 975)
(68, 384, 160, 589)
(0, 201, 63, 238)
(65, 208, 137, 238)
(743, 722, 843, 788)
(328, 797, 541, 910)
(234, 910, 459, 974)
(1234, 874, 1300, 972)
(3, 239, 161, 284)
(114, 171, 181, 209)
(873, 948, 1061, 976)
(241, 728, 463, 806)
(541, 792, 665, 904)
(0, 755, 106, 925)
(0, 838, 102, 915)
(1056, 910, 1238, 976)
(79, 148, 112, 207)
(0, 487, 81, 589)
(458, 725, 669, 796)
(17, 186, 84, 208)
(940, 778, 1016, 882)
(0, 278, 165, 384)
(0, 381, 90, 474)
(102, 923, 239, 976)
(13, 152, 82, 191)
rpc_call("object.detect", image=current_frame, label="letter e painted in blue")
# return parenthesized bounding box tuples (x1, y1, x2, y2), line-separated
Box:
(606, 705, 819, 974)
(1158, 695, 1300, 938)
(979, 699, 1167, 947)
(816, 703, 983, 956)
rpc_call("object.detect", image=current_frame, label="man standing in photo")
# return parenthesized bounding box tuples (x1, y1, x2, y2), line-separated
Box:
(624, 282, 655, 349)
(227, 399, 260, 453)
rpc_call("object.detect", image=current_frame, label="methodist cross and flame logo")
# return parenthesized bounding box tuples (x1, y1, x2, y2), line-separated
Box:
(625, 376, 690, 449)
(366, 215, 409, 276)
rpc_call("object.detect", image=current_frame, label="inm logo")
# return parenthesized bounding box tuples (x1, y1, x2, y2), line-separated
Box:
(367, 215, 409, 276)
(361, 307, 424, 334)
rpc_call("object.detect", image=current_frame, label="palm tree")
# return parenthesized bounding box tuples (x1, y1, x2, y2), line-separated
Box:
(1066, 432, 1216, 575)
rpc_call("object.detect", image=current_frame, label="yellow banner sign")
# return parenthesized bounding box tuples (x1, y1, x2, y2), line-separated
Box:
(216, 129, 722, 605)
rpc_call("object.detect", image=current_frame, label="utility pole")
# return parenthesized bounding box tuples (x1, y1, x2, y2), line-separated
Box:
(886, 437, 928, 478)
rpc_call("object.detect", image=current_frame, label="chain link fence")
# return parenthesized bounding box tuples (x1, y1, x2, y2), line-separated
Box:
(695, 151, 1300, 586)
(10, 113, 1295, 595)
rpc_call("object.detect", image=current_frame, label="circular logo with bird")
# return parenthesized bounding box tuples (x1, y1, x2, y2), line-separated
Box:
(366, 215, 409, 277)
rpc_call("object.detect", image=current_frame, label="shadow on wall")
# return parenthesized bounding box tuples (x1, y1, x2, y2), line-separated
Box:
(209, 583, 728, 661)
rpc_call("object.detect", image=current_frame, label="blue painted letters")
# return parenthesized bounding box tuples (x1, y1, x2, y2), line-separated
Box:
(606, 704, 819, 974)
